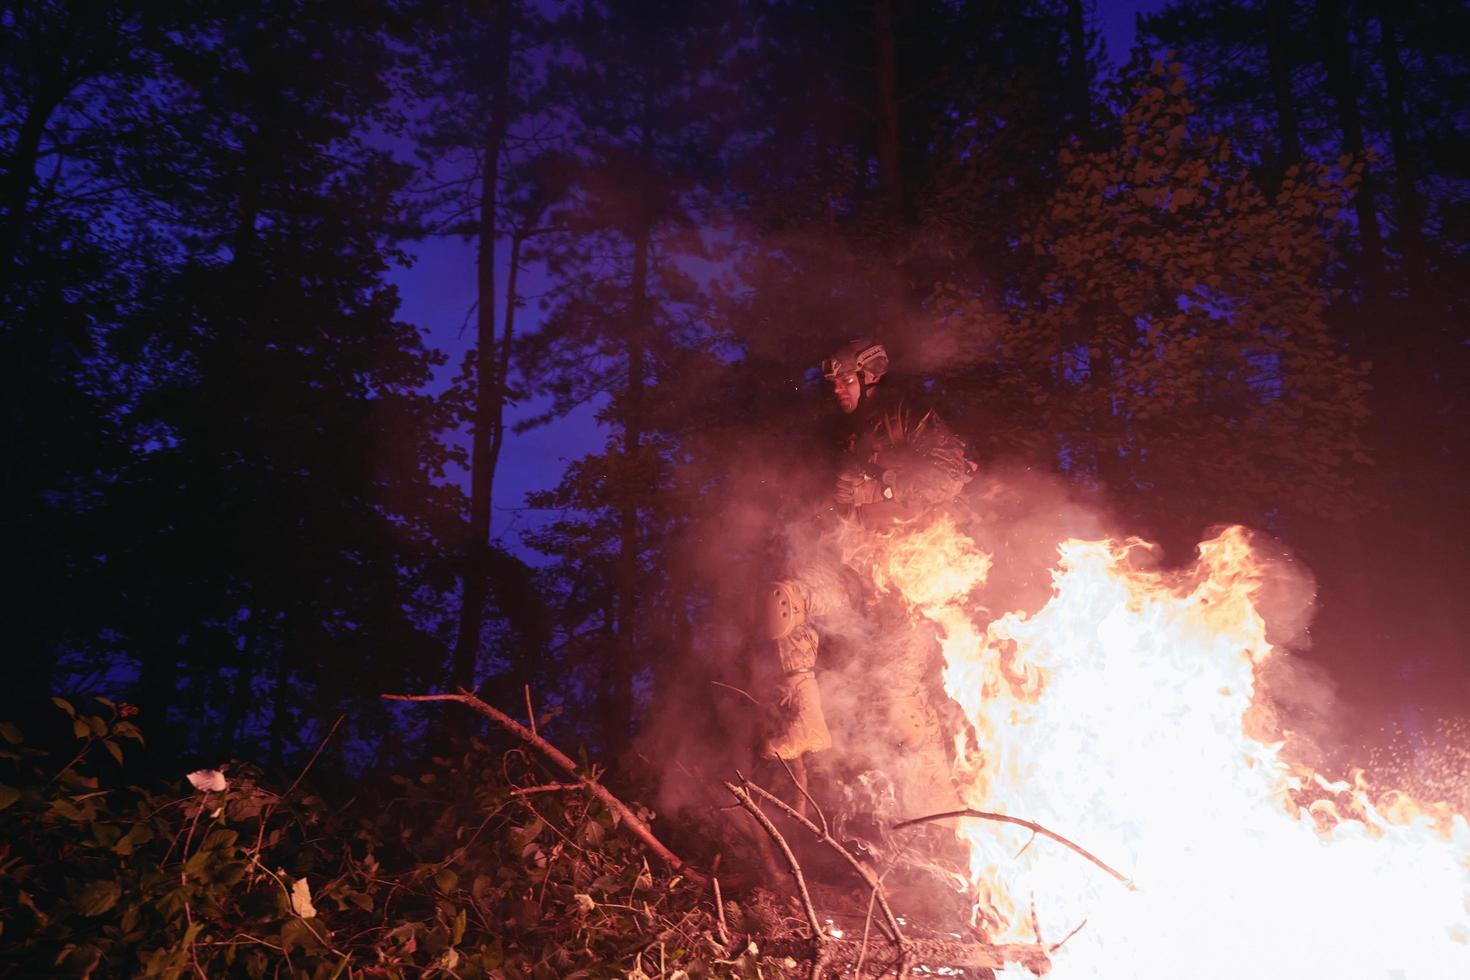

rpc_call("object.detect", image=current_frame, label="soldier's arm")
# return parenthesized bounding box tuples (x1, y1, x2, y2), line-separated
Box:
(882, 406, 975, 509)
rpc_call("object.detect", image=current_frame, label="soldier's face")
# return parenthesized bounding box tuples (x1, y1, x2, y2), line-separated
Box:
(832, 372, 862, 414)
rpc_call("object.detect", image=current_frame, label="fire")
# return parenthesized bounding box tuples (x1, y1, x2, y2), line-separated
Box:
(860, 514, 1470, 978)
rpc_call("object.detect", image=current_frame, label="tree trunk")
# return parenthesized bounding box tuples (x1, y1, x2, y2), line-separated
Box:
(452, 8, 513, 702)
(134, 637, 179, 762)
(1265, 0, 1301, 192)
(874, 0, 903, 220)
(608, 105, 655, 763)
(220, 609, 260, 758)
(1065, 0, 1090, 136)
(490, 227, 538, 698)
(268, 639, 290, 768)
(1376, 0, 1422, 279)
(0, 82, 66, 280)
(1320, 0, 1383, 303)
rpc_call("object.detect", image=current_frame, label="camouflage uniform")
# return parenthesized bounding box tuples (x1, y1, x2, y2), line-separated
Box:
(761, 385, 976, 783)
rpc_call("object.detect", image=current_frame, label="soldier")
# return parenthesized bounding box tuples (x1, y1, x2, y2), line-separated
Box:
(760, 339, 976, 770)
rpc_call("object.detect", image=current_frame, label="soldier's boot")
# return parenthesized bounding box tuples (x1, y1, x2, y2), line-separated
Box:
(757, 579, 831, 760)
(762, 668, 833, 760)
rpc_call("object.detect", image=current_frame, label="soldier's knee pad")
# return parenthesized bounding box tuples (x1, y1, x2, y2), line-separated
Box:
(759, 579, 819, 674)
(760, 579, 808, 640)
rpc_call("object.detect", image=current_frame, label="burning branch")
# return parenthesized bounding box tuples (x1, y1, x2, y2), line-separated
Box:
(381, 689, 705, 885)
(893, 809, 1134, 890)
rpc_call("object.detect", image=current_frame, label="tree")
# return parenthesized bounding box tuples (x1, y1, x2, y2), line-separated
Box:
(0, 0, 177, 726)
(1140, 0, 1470, 710)
(940, 61, 1368, 546)
(90, 0, 460, 763)
(408, 0, 560, 713)
(515, 0, 735, 762)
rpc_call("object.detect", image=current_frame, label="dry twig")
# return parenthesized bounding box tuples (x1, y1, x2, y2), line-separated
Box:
(507, 782, 584, 797)
(710, 680, 763, 706)
(382, 689, 705, 884)
(741, 780, 904, 946)
(893, 808, 1134, 889)
(774, 753, 825, 830)
(723, 780, 825, 942)
(523, 684, 537, 737)
(759, 936, 1051, 976)
(713, 876, 732, 947)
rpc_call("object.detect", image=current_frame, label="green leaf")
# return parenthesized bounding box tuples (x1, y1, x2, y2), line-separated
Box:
(184, 848, 212, 878)
(103, 739, 124, 765)
(91, 822, 122, 848)
(0, 722, 22, 744)
(76, 879, 121, 917)
(435, 868, 458, 893)
(52, 697, 76, 717)
(452, 906, 467, 945)
(212, 860, 247, 888)
(114, 822, 154, 855)
(72, 718, 91, 740)
(201, 828, 239, 851)
(50, 798, 86, 821)
(0, 784, 18, 810)
(113, 721, 144, 743)
(280, 918, 324, 954)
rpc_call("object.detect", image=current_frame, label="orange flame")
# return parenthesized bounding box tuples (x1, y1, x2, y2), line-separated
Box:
(861, 515, 1470, 977)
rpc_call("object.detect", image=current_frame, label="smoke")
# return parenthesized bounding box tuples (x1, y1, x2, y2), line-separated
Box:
(630, 224, 1359, 880)
(639, 426, 1363, 850)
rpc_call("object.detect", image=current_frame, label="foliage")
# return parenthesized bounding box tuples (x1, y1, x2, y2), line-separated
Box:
(0, 0, 462, 763)
(939, 60, 1369, 540)
(0, 700, 779, 978)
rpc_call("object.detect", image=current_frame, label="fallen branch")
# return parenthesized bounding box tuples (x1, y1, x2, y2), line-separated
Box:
(507, 782, 584, 797)
(741, 779, 904, 946)
(893, 809, 1134, 890)
(382, 690, 705, 885)
(722, 780, 825, 943)
(759, 936, 1051, 977)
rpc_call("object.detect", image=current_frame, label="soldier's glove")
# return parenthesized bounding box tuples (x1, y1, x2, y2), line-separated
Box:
(835, 468, 885, 507)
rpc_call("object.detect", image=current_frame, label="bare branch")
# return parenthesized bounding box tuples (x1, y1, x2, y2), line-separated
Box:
(742, 780, 903, 946)
(507, 782, 583, 797)
(382, 690, 704, 884)
(893, 809, 1134, 890)
(709, 680, 761, 706)
(759, 936, 1050, 976)
(1051, 917, 1088, 953)
(523, 684, 537, 737)
(280, 713, 345, 804)
(774, 753, 827, 836)
(722, 780, 825, 942)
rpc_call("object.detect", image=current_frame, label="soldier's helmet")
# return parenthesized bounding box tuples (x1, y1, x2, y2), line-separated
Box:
(820, 339, 889, 383)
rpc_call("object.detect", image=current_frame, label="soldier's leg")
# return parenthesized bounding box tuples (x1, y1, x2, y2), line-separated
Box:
(757, 579, 832, 760)
(878, 620, 960, 815)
